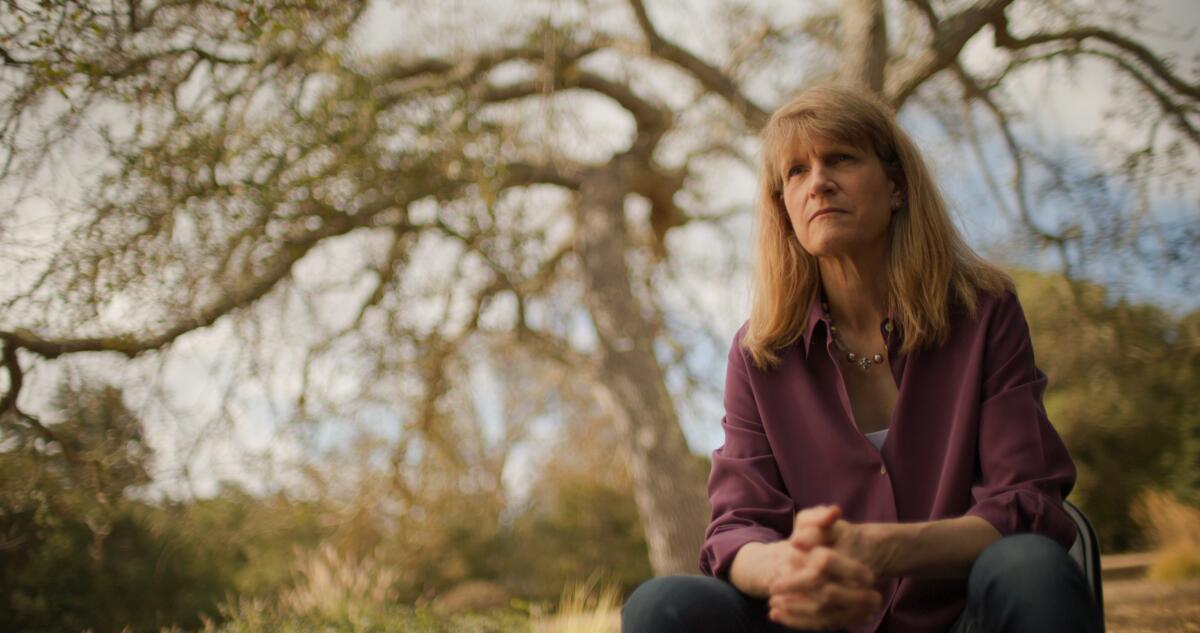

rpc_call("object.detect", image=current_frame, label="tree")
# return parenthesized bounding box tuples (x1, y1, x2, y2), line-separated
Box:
(0, 379, 229, 632)
(1014, 270, 1200, 551)
(1, 0, 1196, 575)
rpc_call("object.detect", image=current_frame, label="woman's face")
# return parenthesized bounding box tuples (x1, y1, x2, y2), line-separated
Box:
(778, 136, 898, 259)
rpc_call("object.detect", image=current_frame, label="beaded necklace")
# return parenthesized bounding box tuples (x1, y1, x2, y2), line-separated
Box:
(821, 299, 894, 370)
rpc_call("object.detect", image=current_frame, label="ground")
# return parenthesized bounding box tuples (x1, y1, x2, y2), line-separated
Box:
(1105, 577, 1200, 633)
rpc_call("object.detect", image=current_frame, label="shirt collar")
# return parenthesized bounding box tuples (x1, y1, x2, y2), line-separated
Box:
(802, 286, 826, 359)
(801, 285, 902, 359)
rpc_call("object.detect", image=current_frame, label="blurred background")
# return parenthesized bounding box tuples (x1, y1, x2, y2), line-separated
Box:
(0, 0, 1197, 631)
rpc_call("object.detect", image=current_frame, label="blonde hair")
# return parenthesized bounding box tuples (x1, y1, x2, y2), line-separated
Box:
(743, 84, 1012, 371)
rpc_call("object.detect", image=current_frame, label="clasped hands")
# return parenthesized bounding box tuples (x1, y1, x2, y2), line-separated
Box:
(766, 505, 885, 630)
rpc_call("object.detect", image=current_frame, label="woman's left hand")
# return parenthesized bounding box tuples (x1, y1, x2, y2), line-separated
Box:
(790, 505, 894, 576)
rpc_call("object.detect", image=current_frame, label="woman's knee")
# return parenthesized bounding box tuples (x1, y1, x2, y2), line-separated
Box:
(968, 533, 1082, 603)
(966, 533, 1102, 631)
(622, 575, 759, 633)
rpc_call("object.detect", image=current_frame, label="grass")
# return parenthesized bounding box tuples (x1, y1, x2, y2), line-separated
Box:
(195, 548, 625, 633)
(531, 577, 621, 633)
(1133, 490, 1200, 582)
(197, 575, 1200, 633)
(196, 495, 1200, 633)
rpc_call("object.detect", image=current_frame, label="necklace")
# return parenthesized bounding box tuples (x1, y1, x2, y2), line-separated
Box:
(822, 300, 893, 370)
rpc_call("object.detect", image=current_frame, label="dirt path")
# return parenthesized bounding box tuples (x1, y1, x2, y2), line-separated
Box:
(1105, 577, 1200, 632)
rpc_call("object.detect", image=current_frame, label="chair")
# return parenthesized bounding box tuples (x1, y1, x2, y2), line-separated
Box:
(1063, 498, 1104, 613)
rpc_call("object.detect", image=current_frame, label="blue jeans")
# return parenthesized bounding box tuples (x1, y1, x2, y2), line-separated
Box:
(621, 533, 1104, 632)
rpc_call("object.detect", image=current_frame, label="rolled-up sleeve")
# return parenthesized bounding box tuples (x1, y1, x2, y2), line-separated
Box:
(964, 291, 1078, 549)
(699, 327, 795, 578)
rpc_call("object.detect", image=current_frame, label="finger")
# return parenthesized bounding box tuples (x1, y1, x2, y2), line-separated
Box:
(791, 519, 851, 553)
(770, 576, 880, 617)
(803, 595, 883, 629)
(789, 524, 830, 550)
(791, 505, 839, 536)
(769, 601, 876, 633)
(769, 547, 875, 593)
(771, 584, 883, 621)
(792, 504, 841, 532)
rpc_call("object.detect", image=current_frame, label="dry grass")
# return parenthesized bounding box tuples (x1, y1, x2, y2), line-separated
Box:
(532, 577, 621, 633)
(1133, 490, 1200, 582)
(278, 543, 398, 619)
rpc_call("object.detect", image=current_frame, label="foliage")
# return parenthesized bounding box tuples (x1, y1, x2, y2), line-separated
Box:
(508, 476, 649, 602)
(169, 486, 327, 600)
(503, 410, 653, 602)
(1015, 270, 1200, 551)
(0, 382, 229, 633)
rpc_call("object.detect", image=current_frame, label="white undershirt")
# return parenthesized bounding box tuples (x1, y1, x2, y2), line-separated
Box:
(865, 428, 889, 451)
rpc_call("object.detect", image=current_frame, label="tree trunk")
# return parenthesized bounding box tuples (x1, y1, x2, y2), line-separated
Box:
(840, 0, 888, 92)
(575, 164, 710, 576)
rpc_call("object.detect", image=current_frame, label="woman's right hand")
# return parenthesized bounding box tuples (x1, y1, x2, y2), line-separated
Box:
(766, 542, 882, 630)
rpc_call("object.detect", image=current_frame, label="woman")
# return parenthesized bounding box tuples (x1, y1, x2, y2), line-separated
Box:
(621, 85, 1104, 633)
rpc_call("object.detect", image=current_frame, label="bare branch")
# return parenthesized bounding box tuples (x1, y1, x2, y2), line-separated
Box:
(0, 341, 25, 423)
(951, 62, 1075, 250)
(0, 45, 33, 66)
(993, 16, 1200, 102)
(1080, 48, 1200, 149)
(626, 0, 769, 128)
(502, 160, 584, 191)
(886, 0, 1016, 107)
(0, 199, 405, 360)
(903, 0, 939, 31)
(378, 39, 601, 95)
(0, 341, 67, 454)
(514, 324, 596, 374)
(474, 69, 671, 143)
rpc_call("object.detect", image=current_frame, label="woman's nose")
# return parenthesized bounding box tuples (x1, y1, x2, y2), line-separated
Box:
(808, 164, 835, 197)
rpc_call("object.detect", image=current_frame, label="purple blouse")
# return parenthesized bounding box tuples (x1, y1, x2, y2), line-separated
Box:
(699, 288, 1077, 633)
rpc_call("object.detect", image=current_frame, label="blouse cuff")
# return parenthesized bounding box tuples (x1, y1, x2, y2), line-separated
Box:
(699, 525, 785, 579)
(964, 489, 1078, 550)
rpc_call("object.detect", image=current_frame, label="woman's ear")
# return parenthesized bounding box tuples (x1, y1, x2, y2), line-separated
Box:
(890, 191, 904, 212)
(887, 173, 906, 213)
(773, 191, 794, 231)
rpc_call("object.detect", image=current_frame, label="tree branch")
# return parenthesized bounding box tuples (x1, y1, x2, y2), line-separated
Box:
(0, 340, 67, 453)
(993, 16, 1200, 102)
(379, 40, 600, 89)
(626, 0, 769, 128)
(502, 160, 584, 191)
(1080, 48, 1200, 149)
(885, 0, 1016, 107)
(903, 0, 939, 32)
(474, 69, 672, 157)
(951, 62, 1074, 250)
(0, 199, 405, 360)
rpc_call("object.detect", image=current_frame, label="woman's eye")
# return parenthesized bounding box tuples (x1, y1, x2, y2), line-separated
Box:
(788, 165, 808, 177)
(833, 154, 852, 163)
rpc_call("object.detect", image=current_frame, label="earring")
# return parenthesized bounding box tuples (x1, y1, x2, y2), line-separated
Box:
(890, 195, 903, 211)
